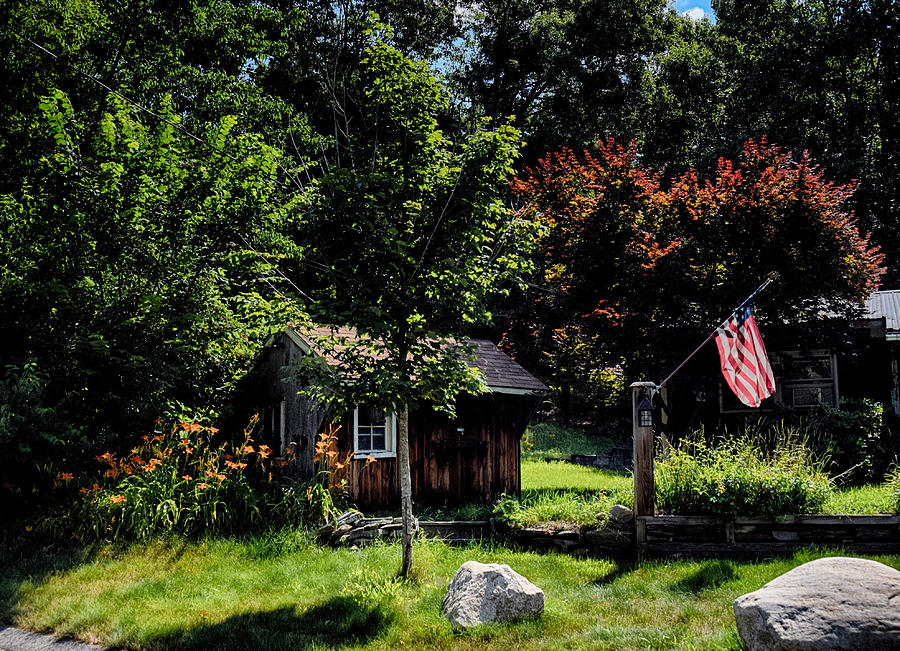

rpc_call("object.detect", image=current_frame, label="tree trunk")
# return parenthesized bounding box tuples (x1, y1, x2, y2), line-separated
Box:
(397, 402, 414, 577)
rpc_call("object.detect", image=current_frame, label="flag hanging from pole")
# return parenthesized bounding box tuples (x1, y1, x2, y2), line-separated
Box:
(715, 306, 775, 408)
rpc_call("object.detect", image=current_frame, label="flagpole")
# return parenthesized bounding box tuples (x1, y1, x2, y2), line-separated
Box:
(657, 277, 775, 388)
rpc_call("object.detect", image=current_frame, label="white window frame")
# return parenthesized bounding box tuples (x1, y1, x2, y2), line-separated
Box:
(352, 406, 397, 459)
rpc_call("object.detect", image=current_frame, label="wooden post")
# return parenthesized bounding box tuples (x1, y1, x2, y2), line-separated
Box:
(631, 382, 656, 521)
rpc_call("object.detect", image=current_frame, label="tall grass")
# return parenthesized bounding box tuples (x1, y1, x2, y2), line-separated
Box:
(656, 433, 833, 518)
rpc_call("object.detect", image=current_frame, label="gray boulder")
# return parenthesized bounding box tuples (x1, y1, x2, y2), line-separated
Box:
(442, 561, 544, 628)
(608, 504, 634, 525)
(734, 556, 900, 650)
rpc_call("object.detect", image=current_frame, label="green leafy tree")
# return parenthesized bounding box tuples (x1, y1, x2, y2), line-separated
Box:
(0, 88, 298, 487)
(1, 0, 312, 495)
(642, 16, 731, 174)
(295, 26, 537, 575)
(451, 0, 678, 162)
(711, 0, 900, 279)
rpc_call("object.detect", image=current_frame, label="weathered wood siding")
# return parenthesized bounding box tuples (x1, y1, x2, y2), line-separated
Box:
(335, 393, 535, 509)
(252, 332, 325, 478)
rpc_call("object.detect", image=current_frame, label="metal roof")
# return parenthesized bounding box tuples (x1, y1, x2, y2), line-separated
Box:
(864, 290, 900, 331)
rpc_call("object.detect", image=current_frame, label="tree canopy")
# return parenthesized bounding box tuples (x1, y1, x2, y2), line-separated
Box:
(1, 0, 895, 514)
(506, 137, 884, 416)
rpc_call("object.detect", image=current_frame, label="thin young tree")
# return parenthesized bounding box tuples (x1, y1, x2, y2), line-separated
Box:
(295, 23, 537, 576)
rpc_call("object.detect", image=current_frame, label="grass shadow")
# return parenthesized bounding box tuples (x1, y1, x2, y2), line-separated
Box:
(589, 560, 637, 586)
(149, 597, 395, 650)
(0, 532, 105, 623)
(671, 560, 737, 594)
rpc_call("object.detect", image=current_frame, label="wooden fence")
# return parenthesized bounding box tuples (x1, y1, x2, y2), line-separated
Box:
(637, 514, 900, 557)
(320, 512, 900, 558)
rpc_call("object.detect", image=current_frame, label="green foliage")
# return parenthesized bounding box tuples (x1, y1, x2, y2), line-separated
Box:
(1, 88, 299, 463)
(0, 360, 83, 458)
(36, 419, 338, 542)
(887, 467, 900, 514)
(713, 0, 900, 281)
(655, 435, 833, 518)
(454, 0, 678, 161)
(806, 398, 888, 483)
(295, 24, 538, 419)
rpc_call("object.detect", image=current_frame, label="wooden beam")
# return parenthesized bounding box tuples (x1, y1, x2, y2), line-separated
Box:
(631, 382, 656, 520)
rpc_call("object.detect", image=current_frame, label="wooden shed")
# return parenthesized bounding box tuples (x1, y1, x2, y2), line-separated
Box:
(249, 328, 547, 509)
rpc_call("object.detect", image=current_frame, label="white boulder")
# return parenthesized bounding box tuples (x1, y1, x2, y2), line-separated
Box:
(733, 556, 900, 650)
(442, 561, 544, 628)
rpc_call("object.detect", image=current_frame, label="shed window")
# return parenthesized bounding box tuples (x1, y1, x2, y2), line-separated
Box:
(353, 405, 397, 458)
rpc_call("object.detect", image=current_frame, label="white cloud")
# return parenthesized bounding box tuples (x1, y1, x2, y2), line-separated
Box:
(683, 7, 707, 22)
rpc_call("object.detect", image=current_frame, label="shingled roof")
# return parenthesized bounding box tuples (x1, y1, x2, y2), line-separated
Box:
(285, 327, 547, 395)
(465, 339, 548, 393)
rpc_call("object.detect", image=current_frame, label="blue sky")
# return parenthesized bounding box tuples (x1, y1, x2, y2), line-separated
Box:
(673, 0, 715, 23)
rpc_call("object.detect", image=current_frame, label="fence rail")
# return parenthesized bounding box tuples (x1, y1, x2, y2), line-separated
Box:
(638, 514, 900, 557)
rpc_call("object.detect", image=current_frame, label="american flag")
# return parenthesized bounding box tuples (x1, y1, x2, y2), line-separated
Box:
(715, 306, 775, 408)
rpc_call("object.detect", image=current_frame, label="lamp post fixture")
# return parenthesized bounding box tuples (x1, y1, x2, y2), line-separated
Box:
(631, 382, 657, 523)
(637, 392, 654, 428)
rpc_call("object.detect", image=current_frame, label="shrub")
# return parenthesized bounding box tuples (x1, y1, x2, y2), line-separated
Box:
(806, 398, 887, 482)
(887, 467, 900, 514)
(655, 435, 833, 518)
(36, 419, 350, 542)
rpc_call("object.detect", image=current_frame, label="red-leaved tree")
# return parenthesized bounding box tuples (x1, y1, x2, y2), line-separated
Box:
(507, 137, 884, 419)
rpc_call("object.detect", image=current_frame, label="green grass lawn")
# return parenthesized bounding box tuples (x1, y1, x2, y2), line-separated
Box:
(2, 530, 898, 650)
(522, 422, 617, 460)
(420, 458, 895, 526)
(522, 454, 896, 519)
(0, 448, 895, 648)
(821, 482, 897, 514)
(498, 460, 633, 527)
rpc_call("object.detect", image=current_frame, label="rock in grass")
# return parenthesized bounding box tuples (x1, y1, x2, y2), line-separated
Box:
(608, 504, 634, 525)
(733, 556, 900, 650)
(442, 561, 544, 628)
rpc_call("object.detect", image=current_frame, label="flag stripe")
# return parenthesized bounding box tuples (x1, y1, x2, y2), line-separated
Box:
(715, 307, 775, 408)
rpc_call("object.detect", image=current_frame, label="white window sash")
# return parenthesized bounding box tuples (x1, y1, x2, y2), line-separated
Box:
(352, 406, 397, 459)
